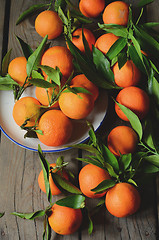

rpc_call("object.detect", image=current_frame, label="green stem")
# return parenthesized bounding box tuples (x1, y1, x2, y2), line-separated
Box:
(136, 7, 144, 25)
(139, 141, 158, 155)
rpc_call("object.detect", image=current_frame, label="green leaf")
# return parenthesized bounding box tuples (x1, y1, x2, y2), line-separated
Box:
(70, 143, 99, 156)
(11, 210, 45, 220)
(27, 35, 48, 78)
(56, 195, 85, 209)
(1, 49, 12, 76)
(54, 0, 67, 12)
(70, 8, 92, 24)
(143, 119, 156, 150)
(127, 179, 138, 187)
(58, 6, 68, 25)
(93, 47, 115, 86)
(148, 73, 159, 106)
(0, 212, 5, 218)
(128, 44, 147, 74)
(0, 75, 19, 86)
(16, 36, 33, 59)
(115, 102, 143, 140)
(143, 155, 159, 168)
(66, 37, 115, 89)
(76, 157, 104, 169)
(119, 153, 132, 171)
(98, 23, 128, 38)
(51, 172, 82, 194)
(107, 38, 127, 61)
(91, 179, 116, 194)
(128, 33, 144, 64)
(16, 3, 50, 25)
(99, 143, 119, 173)
(43, 216, 51, 240)
(64, 86, 91, 95)
(32, 70, 44, 80)
(39, 65, 61, 86)
(143, 22, 159, 28)
(29, 78, 55, 88)
(140, 162, 159, 173)
(38, 145, 52, 203)
(137, 0, 154, 8)
(117, 52, 127, 69)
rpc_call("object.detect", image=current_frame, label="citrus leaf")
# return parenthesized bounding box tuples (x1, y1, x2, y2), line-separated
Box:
(29, 78, 55, 88)
(127, 179, 138, 187)
(51, 172, 82, 194)
(1, 49, 12, 76)
(143, 118, 156, 150)
(11, 210, 45, 220)
(16, 3, 50, 25)
(32, 70, 44, 80)
(93, 47, 115, 86)
(137, 0, 154, 8)
(16, 36, 33, 59)
(27, 35, 48, 78)
(140, 162, 159, 173)
(115, 102, 143, 140)
(128, 33, 144, 64)
(119, 153, 132, 171)
(43, 216, 51, 240)
(0, 75, 19, 85)
(56, 195, 85, 209)
(0, 212, 5, 218)
(106, 37, 127, 61)
(70, 8, 92, 24)
(143, 155, 159, 168)
(143, 22, 159, 28)
(63, 86, 91, 94)
(38, 145, 52, 203)
(91, 179, 116, 194)
(117, 51, 127, 69)
(70, 143, 99, 155)
(54, 0, 67, 12)
(58, 6, 68, 25)
(148, 73, 159, 106)
(39, 65, 61, 86)
(98, 23, 128, 38)
(76, 157, 104, 169)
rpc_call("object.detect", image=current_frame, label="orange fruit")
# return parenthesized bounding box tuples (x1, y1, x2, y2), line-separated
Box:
(107, 126, 138, 156)
(41, 46, 74, 78)
(38, 163, 69, 195)
(103, 1, 129, 26)
(79, 164, 111, 198)
(12, 97, 41, 127)
(105, 182, 141, 218)
(8, 56, 27, 86)
(95, 33, 119, 55)
(113, 60, 141, 88)
(79, 0, 105, 18)
(35, 10, 63, 40)
(35, 86, 59, 108)
(115, 86, 150, 121)
(37, 109, 73, 146)
(48, 204, 83, 235)
(59, 85, 94, 119)
(70, 74, 99, 101)
(71, 28, 96, 52)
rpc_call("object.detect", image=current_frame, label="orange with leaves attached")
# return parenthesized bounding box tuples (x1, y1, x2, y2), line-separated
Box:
(59, 85, 94, 119)
(48, 204, 83, 235)
(38, 163, 69, 195)
(35, 10, 63, 39)
(79, 164, 111, 198)
(113, 60, 141, 88)
(107, 126, 138, 156)
(95, 33, 119, 55)
(12, 97, 41, 127)
(79, 0, 105, 18)
(71, 28, 96, 52)
(37, 109, 73, 146)
(41, 46, 74, 78)
(8, 56, 27, 86)
(103, 1, 129, 26)
(115, 86, 150, 121)
(105, 182, 141, 217)
(71, 74, 99, 101)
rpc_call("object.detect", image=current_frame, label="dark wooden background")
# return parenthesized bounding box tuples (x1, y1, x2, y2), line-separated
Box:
(0, 0, 159, 239)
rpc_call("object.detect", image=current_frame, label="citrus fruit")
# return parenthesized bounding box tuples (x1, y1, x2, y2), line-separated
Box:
(37, 109, 73, 146)
(70, 74, 99, 101)
(41, 46, 74, 78)
(79, 164, 111, 198)
(48, 204, 83, 235)
(95, 33, 119, 55)
(115, 86, 150, 121)
(12, 97, 41, 127)
(71, 28, 96, 52)
(79, 0, 105, 18)
(35, 86, 59, 108)
(107, 126, 138, 156)
(103, 1, 129, 26)
(38, 163, 69, 195)
(113, 60, 141, 88)
(35, 10, 63, 39)
(59, 85, 94, 119)
(105, 182, 141, 218)
(8, 56, 27, 86)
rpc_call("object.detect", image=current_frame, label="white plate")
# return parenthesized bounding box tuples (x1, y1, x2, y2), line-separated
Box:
(0, 87, 108, 152)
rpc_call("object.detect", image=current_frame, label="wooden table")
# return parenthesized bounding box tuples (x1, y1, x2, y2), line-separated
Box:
(0, 0, 159, 239)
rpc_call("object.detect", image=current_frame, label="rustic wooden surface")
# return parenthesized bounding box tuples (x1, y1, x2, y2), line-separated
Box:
(0, 0, 159, 239)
